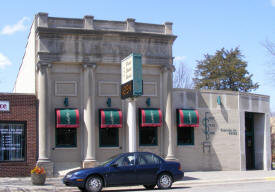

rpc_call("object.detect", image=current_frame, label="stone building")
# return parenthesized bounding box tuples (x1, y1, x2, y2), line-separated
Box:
(12, 13, 271, 176)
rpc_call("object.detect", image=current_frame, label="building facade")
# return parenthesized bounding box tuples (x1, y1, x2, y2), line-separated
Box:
(13, 13, 271, 176)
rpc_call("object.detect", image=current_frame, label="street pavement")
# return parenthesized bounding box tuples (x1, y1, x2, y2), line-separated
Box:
(0, 170, 275, 192)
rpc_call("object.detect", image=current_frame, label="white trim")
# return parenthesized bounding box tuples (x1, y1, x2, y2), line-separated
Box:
(55, 81, 77, 96)
(98, 81, 119, 96)
(142, 82, 157, 97)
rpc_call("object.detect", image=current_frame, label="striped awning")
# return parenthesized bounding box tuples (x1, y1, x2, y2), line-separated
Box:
(100, 109, 123, 128)
(177, 109, 199, 127)
(56, 109, 79, 128)
(140, 109, 162, 127)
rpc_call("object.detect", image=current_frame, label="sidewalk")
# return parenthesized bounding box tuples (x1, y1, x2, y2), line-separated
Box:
(177, 170, 275, 186)
(0, 170, 275, 191)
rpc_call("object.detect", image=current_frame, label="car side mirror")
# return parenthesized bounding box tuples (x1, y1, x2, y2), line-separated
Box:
(111, 163, 118, 168)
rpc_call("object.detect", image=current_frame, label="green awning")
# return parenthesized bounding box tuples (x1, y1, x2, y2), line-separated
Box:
(177, 109, 199, 127)
(56, 109, 79, 128)
(140, 108, 162, 127)
(100, 109, 122, 128)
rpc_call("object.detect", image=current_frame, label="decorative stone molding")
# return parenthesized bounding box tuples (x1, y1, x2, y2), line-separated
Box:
(161, 65, 175, 72)
(37, 61, 52, 72)
(164, 22, 173, 35)
(82, 63, 96, 70)
(36, 12, 48, 28)
(126, 18, 136, 32)
(84, 15, 94, 29)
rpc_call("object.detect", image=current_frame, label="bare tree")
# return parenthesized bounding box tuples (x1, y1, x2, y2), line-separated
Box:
(173, 62, 194, 89)
(263, 39, 275, 80)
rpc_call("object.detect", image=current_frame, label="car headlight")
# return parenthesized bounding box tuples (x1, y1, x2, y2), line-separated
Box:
(66, 174, 73, 178)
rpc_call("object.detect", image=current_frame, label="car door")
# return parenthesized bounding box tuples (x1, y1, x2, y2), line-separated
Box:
(135, 153, 161, 184)
(107, 153, 137, 186)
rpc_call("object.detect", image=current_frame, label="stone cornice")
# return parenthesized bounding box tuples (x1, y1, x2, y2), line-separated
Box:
(36, 27, 177, 43)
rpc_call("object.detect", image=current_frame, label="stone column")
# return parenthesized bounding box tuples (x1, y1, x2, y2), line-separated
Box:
(127, 98, 137, 152)
(83, 63, 97, 168)
(37, 61, 53, 176)
(162, 65, 177, 161)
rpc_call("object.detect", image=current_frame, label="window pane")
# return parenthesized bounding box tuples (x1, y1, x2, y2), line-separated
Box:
(138, 153, 160, 165)
(140, 127, 157, 146)
(56, 128, 76, 147)
(0, 122, 25, 161)
(177, 127, 194, 145)
(115, 154, 135, 167)
(100, 128, 118, 147)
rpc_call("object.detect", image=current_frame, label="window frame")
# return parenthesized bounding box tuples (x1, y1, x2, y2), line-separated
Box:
(0, 121, 27, 162)
(177, 126, 194, 146)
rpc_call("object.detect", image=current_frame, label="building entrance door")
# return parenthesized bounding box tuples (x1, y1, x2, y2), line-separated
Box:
(245, 112, 255, 170)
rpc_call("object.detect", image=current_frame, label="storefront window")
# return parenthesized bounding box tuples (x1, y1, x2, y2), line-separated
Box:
(0, 122, 26, 161)
(99, 128, 119, 147)
(139, 127, 157, 146)
(177, 126, 194, 145)
(56, 128, 77, 147)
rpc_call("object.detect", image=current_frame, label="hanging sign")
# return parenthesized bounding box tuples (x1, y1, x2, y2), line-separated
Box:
(0, 101, 9, 111)
(121, 53, 143, 99)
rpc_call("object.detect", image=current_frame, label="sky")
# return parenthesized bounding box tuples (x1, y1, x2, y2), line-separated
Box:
(0, 0, 274, 112)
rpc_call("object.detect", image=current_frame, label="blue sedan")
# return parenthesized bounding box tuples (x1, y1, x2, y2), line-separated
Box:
(63, 152, 184, 192)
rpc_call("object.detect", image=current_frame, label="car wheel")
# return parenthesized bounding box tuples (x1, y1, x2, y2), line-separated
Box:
(157, 173, 172, 189)
(143, 184, 156, 189)
(85, 175, 103, 192)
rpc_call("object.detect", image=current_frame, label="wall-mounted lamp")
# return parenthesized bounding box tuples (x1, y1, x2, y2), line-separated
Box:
(146, 97, 151, 107)
(64, 97, 69, 107)
(217, 96, 221, 105)
(106, 97, 112, 107)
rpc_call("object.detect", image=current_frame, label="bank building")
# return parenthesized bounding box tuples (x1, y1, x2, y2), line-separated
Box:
(0, 13, 271, 176)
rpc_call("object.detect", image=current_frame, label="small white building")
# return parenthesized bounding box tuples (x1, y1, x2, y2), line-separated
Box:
(13, 13, 271, 175)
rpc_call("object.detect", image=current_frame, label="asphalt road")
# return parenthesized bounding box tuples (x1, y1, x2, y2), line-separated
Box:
(101, 181, 275, 192)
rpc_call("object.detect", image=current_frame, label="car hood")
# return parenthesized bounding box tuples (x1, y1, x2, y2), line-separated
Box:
(66, 166, 105, 176)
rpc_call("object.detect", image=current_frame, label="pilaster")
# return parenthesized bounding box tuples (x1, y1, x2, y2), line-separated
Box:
(37, 61, 53, 176)
(82, 63, 97, 168)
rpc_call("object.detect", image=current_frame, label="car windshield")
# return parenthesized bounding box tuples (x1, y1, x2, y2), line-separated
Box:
(99, 154, 121, 166)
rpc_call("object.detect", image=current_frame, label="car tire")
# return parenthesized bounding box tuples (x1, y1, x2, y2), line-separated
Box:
(143, 184, 156, 189)
(157, 173, 173, 189)
(85, 175, 103, 192)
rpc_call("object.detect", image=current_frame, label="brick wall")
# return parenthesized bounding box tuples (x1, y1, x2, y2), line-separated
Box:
(0, 94, 37, 177)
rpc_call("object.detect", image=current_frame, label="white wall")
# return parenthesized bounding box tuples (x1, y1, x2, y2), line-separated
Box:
(13, 22, 36, 93)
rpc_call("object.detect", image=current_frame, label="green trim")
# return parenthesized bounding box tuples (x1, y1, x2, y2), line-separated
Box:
(55, 128, 77, 148)
(177, 126, 194, 146)
(139, 126, 158, 146)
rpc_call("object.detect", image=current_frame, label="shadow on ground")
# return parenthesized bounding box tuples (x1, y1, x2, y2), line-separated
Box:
(182, 176, 199, 181)
(102, 186, 190, 192)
